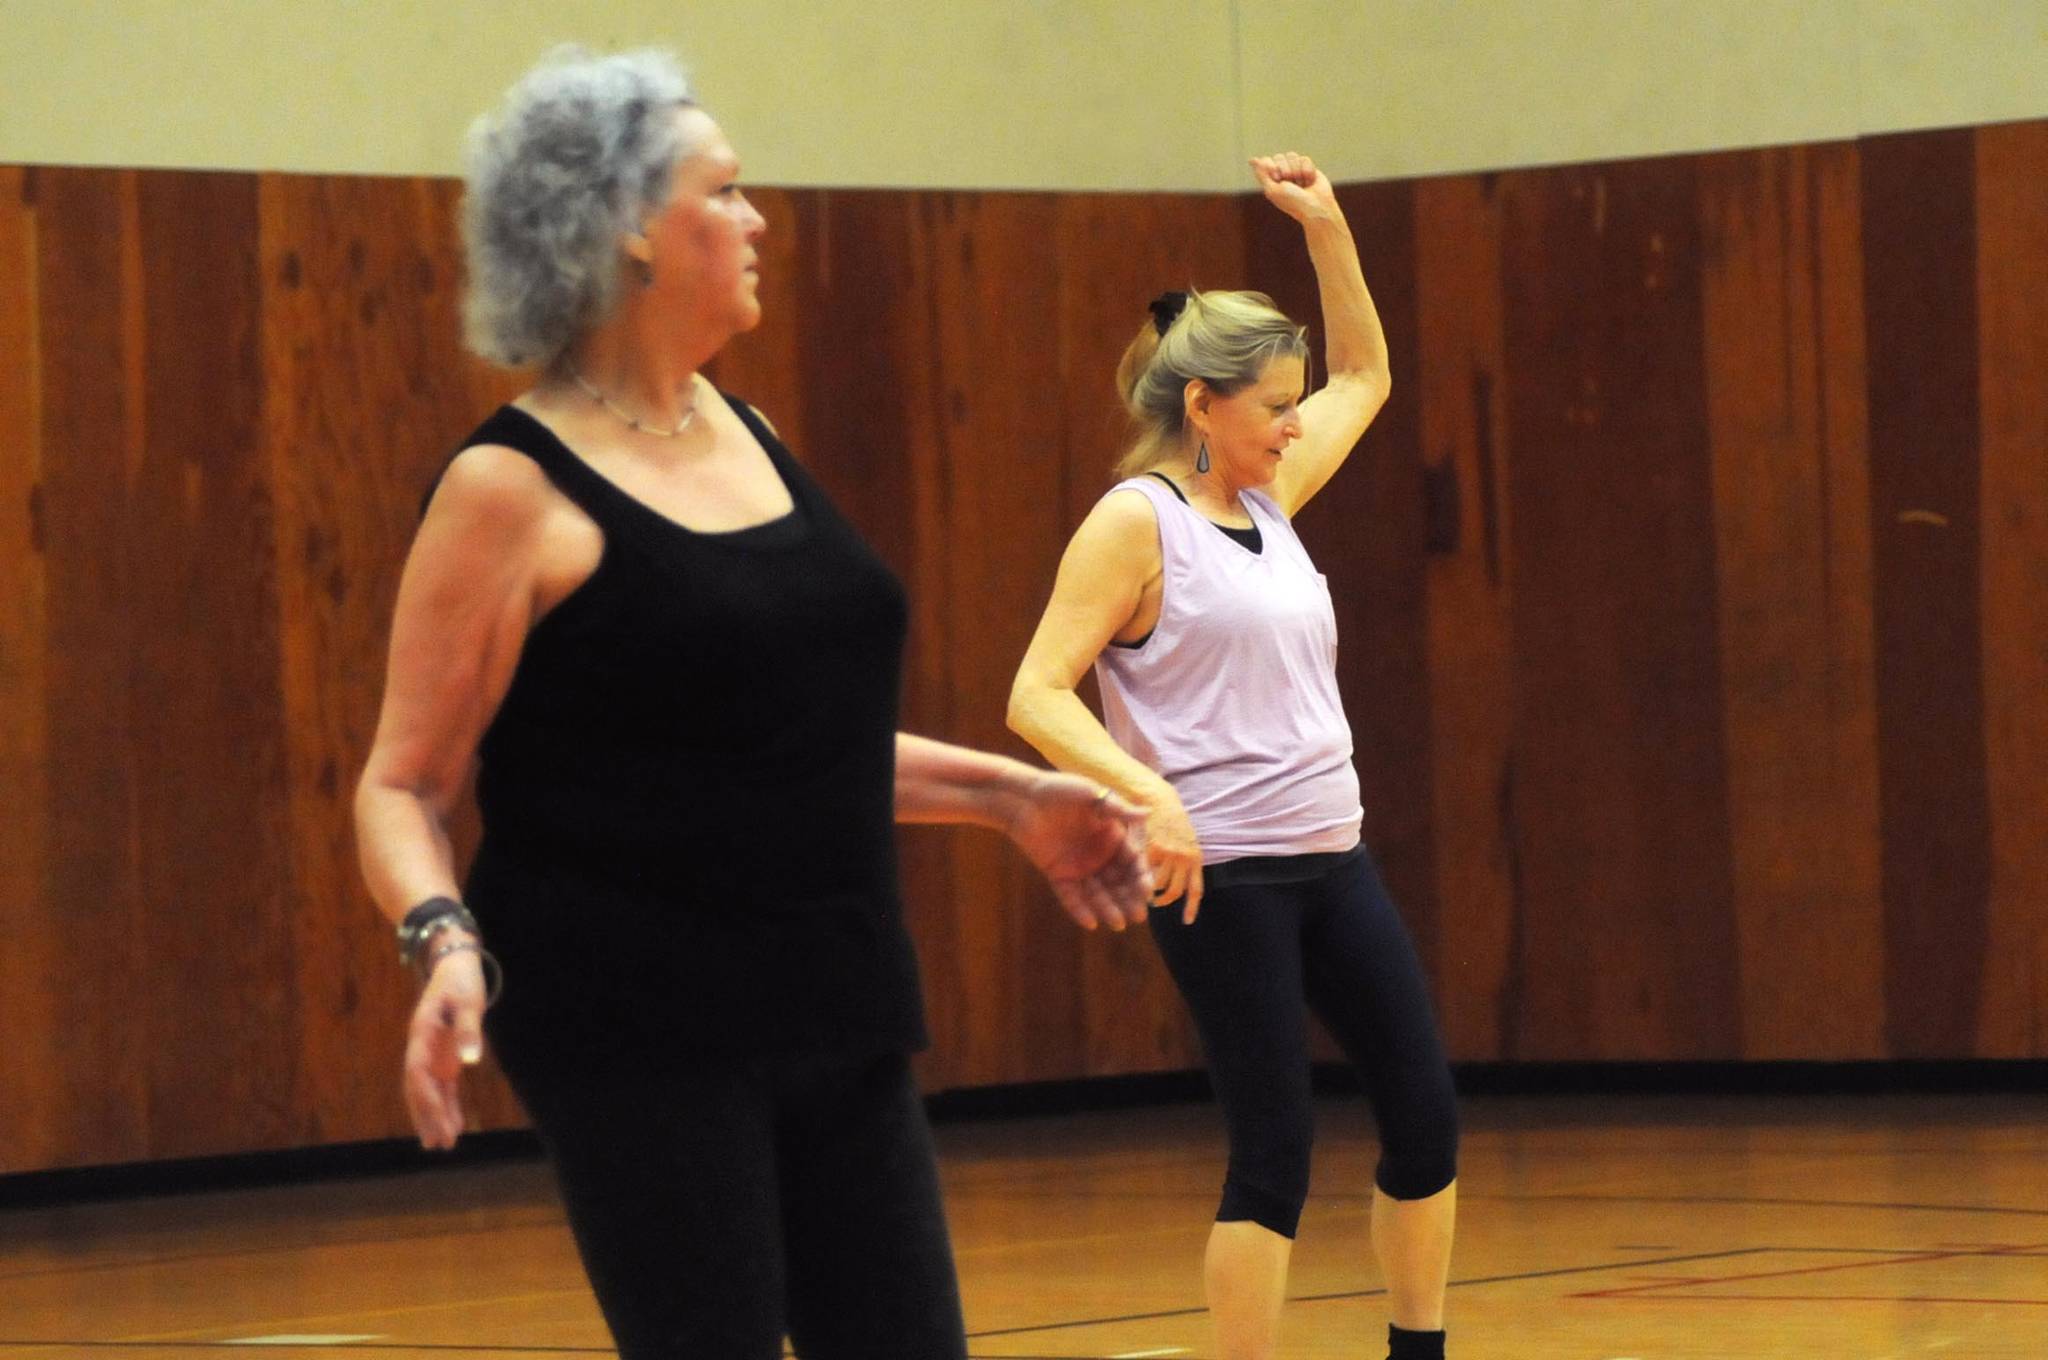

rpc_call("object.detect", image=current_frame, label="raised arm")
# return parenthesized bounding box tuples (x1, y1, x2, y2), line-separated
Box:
(1253, 152, 1392, 517)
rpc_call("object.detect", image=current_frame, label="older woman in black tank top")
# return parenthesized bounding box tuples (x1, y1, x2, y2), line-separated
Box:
(353, 48, 1151, 1360)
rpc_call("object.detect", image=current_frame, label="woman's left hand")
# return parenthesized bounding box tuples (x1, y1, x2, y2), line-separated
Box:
(1007, 774, 1154, 931)
(1251, 151, 1339, 222)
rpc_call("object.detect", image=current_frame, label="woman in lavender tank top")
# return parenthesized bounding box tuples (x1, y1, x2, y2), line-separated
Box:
(1011, 154, 1462, 1360)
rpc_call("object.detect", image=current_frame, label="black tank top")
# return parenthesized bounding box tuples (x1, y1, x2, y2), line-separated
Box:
(440, 396, 927, 1068)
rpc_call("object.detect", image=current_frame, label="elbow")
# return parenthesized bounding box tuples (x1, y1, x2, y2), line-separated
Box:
(1006, 675, 1051, 745)
(1331, 366, 1391, 413)
(1004, 685, 1033, 740)
(355, 752, 459, 830)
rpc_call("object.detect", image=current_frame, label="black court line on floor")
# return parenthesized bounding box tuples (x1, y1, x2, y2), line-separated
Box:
(0, 1208, 569, 1285)
(10, 1241, 2046, 1357)
(1469, 1191, 2048, 1218)
(961, 1247, 1767, 1339)
(3, 1187, 2041, 1290)
(0, 1248, 1766, 1355)
(0, 1343, 1097, 1351)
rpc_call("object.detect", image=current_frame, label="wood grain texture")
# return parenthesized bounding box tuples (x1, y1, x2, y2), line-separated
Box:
(0, 165, 55, 1170)
(925, 191, 1088, 1086)
(1497, 156, 1742, 1059)
(1699, 145, 1885, 1058)
(1414, 173, 1518, 1060)
(130, 171, 301, 1156)
(1860, 130, 1993, 1059)
(33, 167, 149, 1166)
(1972, 120, 2048, 1056)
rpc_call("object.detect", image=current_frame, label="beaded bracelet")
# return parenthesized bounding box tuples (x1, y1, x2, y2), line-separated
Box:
(422, 937, 505, 1009)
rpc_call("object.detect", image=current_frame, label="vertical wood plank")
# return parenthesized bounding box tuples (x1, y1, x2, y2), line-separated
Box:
(1698, 145, 1885, 1058)
(1498, 157, 1742, 1059)
(0, 166, 55, 1169)
(1860, 130, 1993, 1058)
(1972, 120, 2048, 1057)
(130, 171, 302, 1155)
(1414, 173, 1517, 1061)
(925, 190, 1087, 1086)
(35, 167, 149, 1165)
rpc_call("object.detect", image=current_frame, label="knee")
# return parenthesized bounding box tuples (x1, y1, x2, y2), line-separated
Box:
(1220, 1120, 1313, 1238)
(1374, 1107, 1458, 1202)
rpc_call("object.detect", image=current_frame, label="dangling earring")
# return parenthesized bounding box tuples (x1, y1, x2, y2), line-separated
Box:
(633, 256, 655, 288)
(1195, 440, 1210, 475)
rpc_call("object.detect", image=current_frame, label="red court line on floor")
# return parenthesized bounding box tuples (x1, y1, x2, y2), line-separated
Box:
(1586, 1293, 2048, 1307)
(1570, 1240, 2048, 1305)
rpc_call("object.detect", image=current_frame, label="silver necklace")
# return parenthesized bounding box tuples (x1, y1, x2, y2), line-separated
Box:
(571, 369, 698, 438)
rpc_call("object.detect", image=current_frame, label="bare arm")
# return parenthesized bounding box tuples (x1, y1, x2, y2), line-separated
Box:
(1008, 491, 1207, 921)
(893, 731, 1151, 932)
(1254, 153, 1393, 517)
(353, 443, 554, 1147)
(1007, 493, 1169, 803)
(894, 732, 1041, 828)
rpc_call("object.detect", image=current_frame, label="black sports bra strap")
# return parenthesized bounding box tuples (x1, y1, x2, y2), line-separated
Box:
(1145, 470, 1190, 504)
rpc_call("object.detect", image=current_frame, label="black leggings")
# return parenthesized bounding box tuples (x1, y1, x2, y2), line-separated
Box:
(1149, 847, 1459, 1239)
(494, 1045, 967, 1360)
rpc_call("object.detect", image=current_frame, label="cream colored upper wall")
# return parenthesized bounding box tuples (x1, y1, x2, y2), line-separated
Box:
(1240, 0, 2048, 182)
(2, 0, 2042, 188)
(0, 0, 1242, 190)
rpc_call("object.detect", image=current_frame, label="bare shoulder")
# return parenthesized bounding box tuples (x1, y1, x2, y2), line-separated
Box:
(427, 442, 558, 536)
(1075, 484, 1162, 554)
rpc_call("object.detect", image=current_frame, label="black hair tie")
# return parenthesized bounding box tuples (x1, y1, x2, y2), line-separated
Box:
(1148, 290, 1189, 337)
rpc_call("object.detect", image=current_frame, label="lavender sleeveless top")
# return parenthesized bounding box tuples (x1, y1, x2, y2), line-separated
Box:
(1092, 477, 1363, 864)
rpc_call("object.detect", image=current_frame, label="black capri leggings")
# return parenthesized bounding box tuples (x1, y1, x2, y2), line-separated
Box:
(493, 1045, 967, 1360)
(1149, 846, 1459, 1239)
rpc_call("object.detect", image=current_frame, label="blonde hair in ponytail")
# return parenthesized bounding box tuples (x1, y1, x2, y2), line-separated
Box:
(1112, 288, 1308, 480)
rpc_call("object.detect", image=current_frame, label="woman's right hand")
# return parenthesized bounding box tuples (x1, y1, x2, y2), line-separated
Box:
(403, 945, 488, 1150)
(1143, 784, 1205, 924)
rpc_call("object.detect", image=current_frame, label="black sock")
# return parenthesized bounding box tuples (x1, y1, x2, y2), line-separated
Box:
(1388, 1323, 1446, 1360)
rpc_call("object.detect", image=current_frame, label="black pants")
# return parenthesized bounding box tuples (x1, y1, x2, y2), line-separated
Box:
(1149, 847, 1459, 1239)
(496, 1045, 967, 1360)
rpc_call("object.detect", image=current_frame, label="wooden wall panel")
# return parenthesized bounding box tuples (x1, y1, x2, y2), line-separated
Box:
(1973, 120, 2048, 1055)
(1498, 157, 1742, 1059)
(925, 192, 1087, 1086)
(0, 166, 55, 1170)
(1413, 174, 1517, 1061)
(1860, 131, 1994, 1058)
(1698, 145, 1885, 1058)
(32, 168, 149, 1165)
(129, 172, 301, 1155)
(3, 117, 2043, 1173)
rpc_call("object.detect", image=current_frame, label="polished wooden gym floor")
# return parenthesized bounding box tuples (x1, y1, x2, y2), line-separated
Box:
(2, 1093, 2042, 1358)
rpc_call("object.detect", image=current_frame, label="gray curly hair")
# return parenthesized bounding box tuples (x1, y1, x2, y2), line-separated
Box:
(462, 46, 697, 367)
